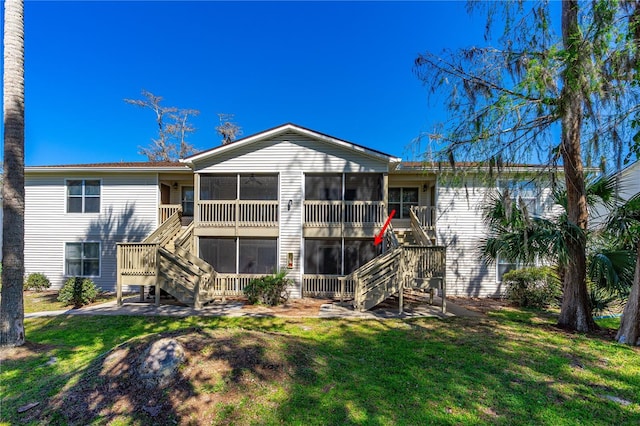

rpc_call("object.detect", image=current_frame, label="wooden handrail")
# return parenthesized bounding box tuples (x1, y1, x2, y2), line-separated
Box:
(144, 208, 182, 246)
(174, 221, 195, 252)
(409, 208, 432, 246)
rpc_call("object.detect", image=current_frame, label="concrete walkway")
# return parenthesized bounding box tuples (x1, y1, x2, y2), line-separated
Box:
(26, 295, 482, 319)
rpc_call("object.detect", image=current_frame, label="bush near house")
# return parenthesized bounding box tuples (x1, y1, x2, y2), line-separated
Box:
(23, 272, 51, 291)
(244, 270, 291, 306)
(503, 266, 561, 309)
(57, 277, 99, 308)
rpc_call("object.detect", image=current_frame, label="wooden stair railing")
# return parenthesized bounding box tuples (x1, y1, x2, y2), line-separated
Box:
(409, 207, 433, 246)
(157, 247, 214, 309)
(350, 246, 403, 311)
(144, 209, 183, 247)
(117, 207, 220, 309)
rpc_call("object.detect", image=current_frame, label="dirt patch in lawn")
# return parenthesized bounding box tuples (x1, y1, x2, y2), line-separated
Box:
(0, 341, 59, 362)
(446, 296, 510, 314)
(38, 328, 310, 425)
(238, 297, 330, 317)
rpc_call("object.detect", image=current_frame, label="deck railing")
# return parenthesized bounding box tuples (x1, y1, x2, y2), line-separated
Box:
(303, 201, 385, 226)
(411, 206, 436, 230)
(302, 274, 355, 298)
(198, 200, 278, 227)
(210, 273, 269, 296)
(409, 208, 433, 246)
(118, 242, 159, 278)
(159, 204, 181, 224)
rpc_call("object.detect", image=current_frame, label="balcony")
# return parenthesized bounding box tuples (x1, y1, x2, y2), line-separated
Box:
(303, 200, 385, 226)
(193, 200, 279, 237)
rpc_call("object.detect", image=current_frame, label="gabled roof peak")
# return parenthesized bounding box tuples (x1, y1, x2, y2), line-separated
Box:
(182, 123, 400, 164)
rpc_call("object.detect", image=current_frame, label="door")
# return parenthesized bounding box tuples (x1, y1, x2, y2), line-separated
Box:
(181, 186, 194, 217)
(160, 183, 171, 205)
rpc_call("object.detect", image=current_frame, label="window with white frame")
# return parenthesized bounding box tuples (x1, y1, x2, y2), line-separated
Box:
(496, 254, 518, 283)
(388, 187, 419, 219)
(67, 179, 100, 213)
(498, 179, 538, 215)
(65, 242, 100, 277)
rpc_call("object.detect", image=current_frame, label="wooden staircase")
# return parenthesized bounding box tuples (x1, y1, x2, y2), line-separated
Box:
(117, 210, 217, 309)
(350, 208, 446, 313)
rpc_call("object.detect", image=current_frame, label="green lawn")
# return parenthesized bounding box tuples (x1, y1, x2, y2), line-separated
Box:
(1, 308, 638, 425)
(22, 290, 117, 313)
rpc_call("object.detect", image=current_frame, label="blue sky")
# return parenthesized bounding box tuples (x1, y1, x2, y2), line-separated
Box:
(4, 1, 487, 166)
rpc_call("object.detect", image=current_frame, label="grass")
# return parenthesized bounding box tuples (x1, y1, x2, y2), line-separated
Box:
(22, 290, 117, 313)
(1, 307, 639, 425)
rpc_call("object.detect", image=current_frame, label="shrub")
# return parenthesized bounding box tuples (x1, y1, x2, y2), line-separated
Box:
(244, 270, 291, 306)
(503, 266, 561, 309)
(57, 277, 99, 308)
(24, 272, 51, 291)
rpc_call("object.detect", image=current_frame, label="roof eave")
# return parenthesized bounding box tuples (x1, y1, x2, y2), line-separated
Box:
(184, 123, 399, 165)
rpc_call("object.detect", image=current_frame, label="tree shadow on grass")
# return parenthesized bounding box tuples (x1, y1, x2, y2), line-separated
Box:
(9, 314, 640, 425)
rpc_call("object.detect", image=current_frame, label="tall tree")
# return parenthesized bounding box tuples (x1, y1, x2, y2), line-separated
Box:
(125, 90, 199, 161)
(414, 2, 640, 332)
(1, 0, 25, 347)
(215, 113, 242, 145)
(605, 192, 640, 345)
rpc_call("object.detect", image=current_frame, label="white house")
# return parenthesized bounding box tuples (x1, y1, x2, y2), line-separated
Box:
(24, 124, 555, 308)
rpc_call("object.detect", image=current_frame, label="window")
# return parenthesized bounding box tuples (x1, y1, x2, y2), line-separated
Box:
(240, 174, 278, 200)
(182, 186, 194, 216)
(199, 238, 236, 273)
(304, 239, 341, 275)
(67, 179, 100, 213)
(65, 242, 100, 277)
(305, 174, 342, 201)
(344, 239, 381, 274)
(200, 238, 278, 274)
(345, 174, 383, 201)
(496, 254, 518, 283)
(304, 238, 381, 275)
(499, 180, 538, 215)
(388, 187, 419, 219)
(239, 239, 277, 273)
(200, 174, 237, 200)
(199, 174, 278, 201)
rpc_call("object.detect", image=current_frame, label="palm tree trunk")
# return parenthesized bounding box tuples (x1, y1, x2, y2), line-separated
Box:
(1, 0, 25, 347)
(617, 240, 640, 345)
(557, 0, 596, 332)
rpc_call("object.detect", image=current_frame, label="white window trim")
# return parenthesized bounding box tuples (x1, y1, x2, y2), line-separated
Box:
(65, 178, 102, 214)
(64, 241, 101, 278)
(496, 253, 518, 284)
(388, 187, 420, 219)
(497, 179, 539, 216)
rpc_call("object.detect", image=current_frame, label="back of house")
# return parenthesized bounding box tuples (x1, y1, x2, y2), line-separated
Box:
(24, 123, 557, 301)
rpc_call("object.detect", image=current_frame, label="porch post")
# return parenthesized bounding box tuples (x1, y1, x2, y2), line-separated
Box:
(155, 245, 161, 306)
(116, 244, 123, 306)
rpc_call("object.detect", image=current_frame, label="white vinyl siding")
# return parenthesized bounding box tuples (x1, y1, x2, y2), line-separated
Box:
(280, 170, 303, 297)
(193, 132, 389, 296)
(437, 178, 500, 297)
(437, 175, 555, 297)
(195, 132, 389, 174)
(25, 172, 160, 291)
